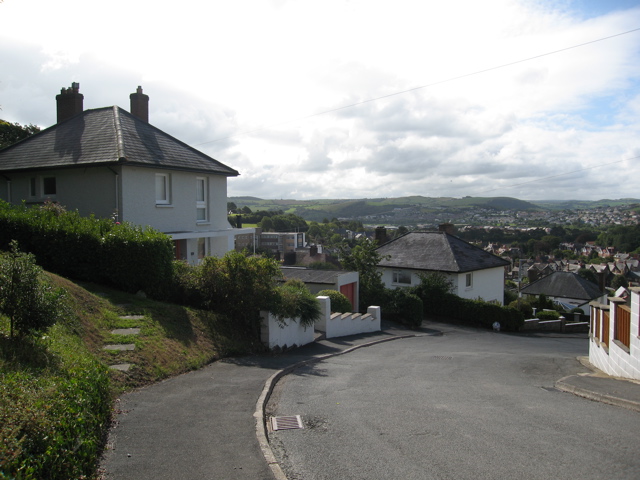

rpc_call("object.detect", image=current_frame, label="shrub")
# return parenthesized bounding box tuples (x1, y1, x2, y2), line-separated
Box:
(275, 279, 321, 328)
(0, 241, 66, 337)
(384, 288, 423, 328)
(196, 251, 282, 339)
(536, 310, 561, 320)
(317, 289, 353, 313)
(508, 299, 534, 318)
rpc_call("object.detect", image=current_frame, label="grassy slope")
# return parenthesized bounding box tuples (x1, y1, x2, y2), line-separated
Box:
(0, 273, 253, 479)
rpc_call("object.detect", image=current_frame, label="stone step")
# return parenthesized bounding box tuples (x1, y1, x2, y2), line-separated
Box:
(109, 363, 133, 372)
(103, 344, 136, 351)
(111, 328, 141, 335)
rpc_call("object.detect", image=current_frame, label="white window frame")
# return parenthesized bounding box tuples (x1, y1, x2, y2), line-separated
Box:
(155, 173, 171, 205)
(196, 177, 208, 223)
(465, 272, 473, 288)
(393, 270, 412, 285)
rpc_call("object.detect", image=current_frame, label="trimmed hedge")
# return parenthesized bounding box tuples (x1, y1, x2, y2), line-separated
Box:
(416, 290, 524, 331)
(0, 201, 173, 295)
(383, 288, 424, 328)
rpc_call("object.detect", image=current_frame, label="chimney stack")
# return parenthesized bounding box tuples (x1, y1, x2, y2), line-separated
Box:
(130, 86, 149, 122)
(56, 82, 83, 123)
(374, 226, 388, 245)
(438, 223, 455, 236)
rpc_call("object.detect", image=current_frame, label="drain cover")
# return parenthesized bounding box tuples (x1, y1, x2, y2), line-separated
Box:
(271, 415, 304, 431)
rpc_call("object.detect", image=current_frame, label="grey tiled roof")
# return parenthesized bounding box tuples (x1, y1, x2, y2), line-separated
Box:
(280, 267, 352, 284)
(0, 106, 239, 176)
(376, 231, 510, 273)
(521, 271, 603, 300)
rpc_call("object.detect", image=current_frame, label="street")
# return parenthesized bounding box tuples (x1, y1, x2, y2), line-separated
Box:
(267, 324, 640, 480)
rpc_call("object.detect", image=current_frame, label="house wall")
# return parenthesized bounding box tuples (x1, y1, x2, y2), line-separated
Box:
(1, 167, 117, 218)
(380, 266, 505, 305)
(120, 166, 230, 232)
(589, 288, 640, 380)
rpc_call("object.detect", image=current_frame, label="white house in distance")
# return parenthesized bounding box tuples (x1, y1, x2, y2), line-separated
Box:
(0, 83, 254, 263)
(375, 230, 509, 304)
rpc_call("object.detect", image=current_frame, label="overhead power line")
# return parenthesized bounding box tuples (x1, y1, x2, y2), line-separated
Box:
(194, 27, 640, 147)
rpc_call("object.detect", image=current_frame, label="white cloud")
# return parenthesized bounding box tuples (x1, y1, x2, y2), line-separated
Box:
(1, 0, 640, 201)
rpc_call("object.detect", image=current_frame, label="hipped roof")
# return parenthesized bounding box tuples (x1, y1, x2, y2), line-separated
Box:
(0, 106, 239, 176)
(521, 271, 603, 300)
(376, 231, 510, 273)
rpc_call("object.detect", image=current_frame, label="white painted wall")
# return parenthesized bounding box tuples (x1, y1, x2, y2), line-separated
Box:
(589, 288, 640, 380)
(260, 311, 315, 350)
(380, 266, 505, 305)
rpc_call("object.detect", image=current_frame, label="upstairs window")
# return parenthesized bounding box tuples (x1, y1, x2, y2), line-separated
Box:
(196, 177, 207, 222)
(155, 174, 170, 205)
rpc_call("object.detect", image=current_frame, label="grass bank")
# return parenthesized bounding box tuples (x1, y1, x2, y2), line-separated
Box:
(1, 273, 255, 479)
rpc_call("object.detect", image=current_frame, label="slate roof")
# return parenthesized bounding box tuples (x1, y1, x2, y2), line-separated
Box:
(521, 271, 603, 301)
(376, 231, 510, 273)
(0, 106, 239, 176)
(279, 267, 352, 284)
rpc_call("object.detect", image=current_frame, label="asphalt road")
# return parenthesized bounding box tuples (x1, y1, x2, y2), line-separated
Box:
(267, 325, 640, 480)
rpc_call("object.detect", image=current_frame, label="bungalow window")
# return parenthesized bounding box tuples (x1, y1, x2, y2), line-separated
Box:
(465, 272, 473, 288)
(196, 177, 208, 222)
(155, 174, 170, 205)
(42, 176, 56, 196)
(29, 177, 37, 197)
(393, 270, 412, 285)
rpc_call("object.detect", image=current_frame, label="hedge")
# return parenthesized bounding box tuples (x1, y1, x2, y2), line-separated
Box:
(0, 201, 173, 295)
(383, 288, 423, 328)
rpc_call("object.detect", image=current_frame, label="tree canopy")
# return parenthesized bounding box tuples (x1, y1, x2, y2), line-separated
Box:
(0, 120, 41, 149)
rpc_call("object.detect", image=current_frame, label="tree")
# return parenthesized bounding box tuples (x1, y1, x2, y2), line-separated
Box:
(338, 239, 386, 311)
(577, 268, 598, 286)
(227, 202, 237, 213)
(0, 241, 66, 337)
(611, 274, 629, 290)
(0, 120, 40, 149)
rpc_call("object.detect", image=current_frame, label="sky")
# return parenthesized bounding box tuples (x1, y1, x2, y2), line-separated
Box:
(1, 0, 639, 202)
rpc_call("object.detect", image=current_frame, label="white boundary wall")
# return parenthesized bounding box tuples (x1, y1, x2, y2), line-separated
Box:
(260, 296, 382, 349)
(589, 287, 640, 380)
(260, 311, 315, 350)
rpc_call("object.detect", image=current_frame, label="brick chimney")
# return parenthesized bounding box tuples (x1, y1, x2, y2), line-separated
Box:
(438, 223, 455, 235)
(56, 82, 83, 123)
(374, 226, 388, 245)
(130, 86, 149, 122)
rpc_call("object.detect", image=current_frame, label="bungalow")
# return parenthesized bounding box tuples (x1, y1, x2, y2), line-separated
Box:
(0, 84, 254, 264)
(375, 230, 510, 304)
(521, 271, 607, 316)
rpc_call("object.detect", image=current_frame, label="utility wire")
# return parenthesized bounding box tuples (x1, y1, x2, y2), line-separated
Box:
(195, 27, 640, 147)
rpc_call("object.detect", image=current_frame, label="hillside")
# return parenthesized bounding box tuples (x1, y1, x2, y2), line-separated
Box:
(229, 195, 544, 222)
(0, 274, 253, 479)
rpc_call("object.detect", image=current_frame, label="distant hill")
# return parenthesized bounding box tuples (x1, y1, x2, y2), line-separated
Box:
(533, 199, 640, 210)
(228, 195, 545, 222)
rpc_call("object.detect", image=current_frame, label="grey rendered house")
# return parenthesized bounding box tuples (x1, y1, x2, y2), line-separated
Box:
(0, 84, 254, 264)
(375, 231, 510, 304)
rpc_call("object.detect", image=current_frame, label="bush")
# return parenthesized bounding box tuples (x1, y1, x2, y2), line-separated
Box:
(536, 310, 561, 320)
(317, 289, 353, 313)
(275, 279, 321, 328)
(508, 299, 534, 318)
(384, 288, 423, 328)
(0, 241, 67, 337)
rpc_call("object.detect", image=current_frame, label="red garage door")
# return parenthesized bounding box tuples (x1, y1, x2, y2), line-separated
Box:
(340, 282, 356, 311)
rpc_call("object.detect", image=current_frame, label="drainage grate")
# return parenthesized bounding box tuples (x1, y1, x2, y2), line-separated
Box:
(271, 415, 304, 431)
(432, 356, 452, 360)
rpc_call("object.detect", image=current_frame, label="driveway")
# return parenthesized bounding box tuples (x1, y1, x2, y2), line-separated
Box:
(267, 324, 640, 480)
